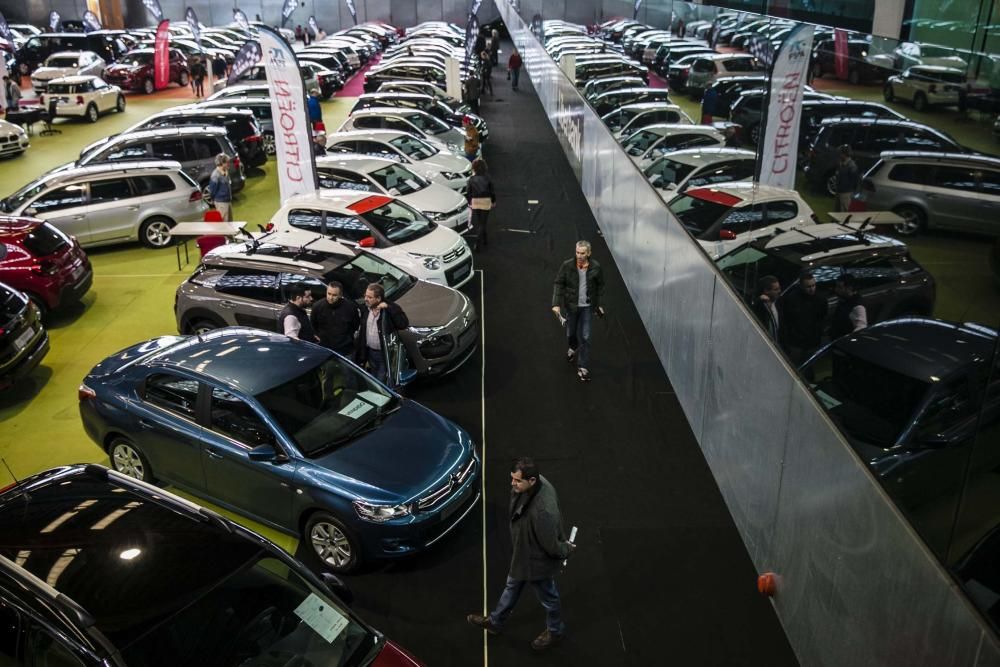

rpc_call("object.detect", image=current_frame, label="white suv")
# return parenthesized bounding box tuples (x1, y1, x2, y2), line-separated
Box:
(338, 107, 466, 155)
(269, 189, 474, 288)
(883, 65, 966, 112)
(316, 154, 471, 233)
(667, 182, 820, 258)
(38, 75, 124, 123)
(30, 51, 106, 92)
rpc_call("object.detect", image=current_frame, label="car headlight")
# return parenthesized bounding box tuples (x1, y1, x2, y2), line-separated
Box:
(353, 500, 412, 522)
(426, 211, 448, 222)
(440, 171, 462, 180)
(410, 325, 445, 336)
(408, 252, 441, 270)
(447, 143, 460, 152)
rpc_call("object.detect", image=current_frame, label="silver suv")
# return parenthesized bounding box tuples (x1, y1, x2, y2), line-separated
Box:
(1, 161, 208, 248)
(76, 126, 245, 196)
(175, 230, 479, 377)
(857, 151, 1000, 236)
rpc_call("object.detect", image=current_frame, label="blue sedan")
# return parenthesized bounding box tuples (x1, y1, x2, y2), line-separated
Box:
(79, 327, 480, 572)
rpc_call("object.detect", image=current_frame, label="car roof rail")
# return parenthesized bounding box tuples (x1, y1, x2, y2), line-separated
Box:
(0, 553, 96, 628)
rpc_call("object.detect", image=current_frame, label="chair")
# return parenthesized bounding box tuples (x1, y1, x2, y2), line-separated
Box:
(39, 99, 62, 136)
(196, 209, 227, 257)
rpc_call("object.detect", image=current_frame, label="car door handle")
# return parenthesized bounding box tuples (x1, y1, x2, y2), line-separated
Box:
(138, 419, 155, 429)
(73, 215, 86, 220)
(219, 300, 236, 309)
(206, 449, 224, 460)
(127, 205, 140, 211)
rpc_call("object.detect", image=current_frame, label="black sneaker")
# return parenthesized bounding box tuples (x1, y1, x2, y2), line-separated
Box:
(577, 367, 590, 382)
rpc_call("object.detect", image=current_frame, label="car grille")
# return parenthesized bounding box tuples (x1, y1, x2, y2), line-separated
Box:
(441, 242, 467, 265)
(445, 259, 472, 286)
(417, 457, 477, 511)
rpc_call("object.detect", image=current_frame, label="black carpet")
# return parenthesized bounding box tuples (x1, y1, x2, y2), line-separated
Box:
(328, 53, 799, 666)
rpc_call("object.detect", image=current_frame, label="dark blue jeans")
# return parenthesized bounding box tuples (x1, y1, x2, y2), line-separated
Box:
(488, 575, 565, 635)
(512, 67, 520, 88)
(566, 306, 593, 369)
(366, 347, 387, 383)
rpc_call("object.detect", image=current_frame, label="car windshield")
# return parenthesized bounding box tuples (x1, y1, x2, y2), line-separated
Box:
(644, 158, 697, 190)
(368, 164, 429, 195)
(622, 130, 661, 156)
(47, 82, 80, 94)
(46, 56, 80, 67)
(405, 112, 449, 134)
(120, 52, 154, 66)
(3, 180, 49, 213)
(361, 199, 433, 243)
(0, 287, 25, 320)
(389, 135, 437, 159)
(715, 245, 802, 297)
(257, 357, 399, 457)
(668, 193, 730, 235)
(119, 553, 377, 667)
(328, 252, 414, 301)
(805, 348, 930, 447)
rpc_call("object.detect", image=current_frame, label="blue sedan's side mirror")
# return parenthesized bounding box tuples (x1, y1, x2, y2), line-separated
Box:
(248, 444, 278, 461)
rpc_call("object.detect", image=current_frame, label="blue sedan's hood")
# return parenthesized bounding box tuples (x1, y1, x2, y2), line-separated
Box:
(306, 400, 469, 503)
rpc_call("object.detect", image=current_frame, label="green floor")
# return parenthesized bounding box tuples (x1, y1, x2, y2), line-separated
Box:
(668, 77, 1000, 327)
(0, 89, 355, 552)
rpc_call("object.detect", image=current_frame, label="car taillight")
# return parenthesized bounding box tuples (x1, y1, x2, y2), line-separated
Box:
(244, 134, 262, 143)
(78, 383, 96, 401)
(75, 95, 84, 105)
(232, 156, 241, 171)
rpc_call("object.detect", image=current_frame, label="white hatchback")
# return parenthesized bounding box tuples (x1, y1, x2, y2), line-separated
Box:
(621, 124, 726, 167)
(38, 75, 124, 123)
(316, 154, 471, 234)
(269, 189, 474, 288)
(30, 51, 105, 92)
(326, 129, 472, 193)
(337, 108, 466, 156)
(666, 182, 820, 258)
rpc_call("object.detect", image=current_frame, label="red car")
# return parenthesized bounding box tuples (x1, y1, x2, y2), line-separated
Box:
(0, 217, 92, 317)
(103, 47, 190, 94)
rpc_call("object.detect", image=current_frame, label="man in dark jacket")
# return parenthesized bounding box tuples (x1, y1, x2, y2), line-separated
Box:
(750, 274, 781, 343)
(310, 281, 360, 357)
(834, 144, 860, 212)
(552, 240, 605, 382)
(780, 271, 827, 365)
(355, 283, 409, 383)
(467, 458, 575, 650)
(279, 283, 318, 342)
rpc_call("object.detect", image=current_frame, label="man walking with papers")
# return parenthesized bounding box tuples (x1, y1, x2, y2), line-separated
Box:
(551, 240, 605, 382)
(467, 458, 576, 650)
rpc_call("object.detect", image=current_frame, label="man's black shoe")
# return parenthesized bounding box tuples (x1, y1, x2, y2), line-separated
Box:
(467, 614, 500, 635)
(531, 630, 564, 650)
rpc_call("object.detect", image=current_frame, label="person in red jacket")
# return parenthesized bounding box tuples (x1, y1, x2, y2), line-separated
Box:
(508, 48, 523, 91)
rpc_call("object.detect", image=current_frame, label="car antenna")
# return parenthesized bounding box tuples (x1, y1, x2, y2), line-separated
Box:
(0, 458, 26, 502)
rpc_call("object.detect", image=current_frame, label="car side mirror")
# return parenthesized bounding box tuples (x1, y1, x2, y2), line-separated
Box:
(322, 573, 354, 604)
(248, 444, 284, 461)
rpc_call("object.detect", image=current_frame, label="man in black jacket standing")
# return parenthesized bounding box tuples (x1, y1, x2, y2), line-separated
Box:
(467, 458, 576, 650)
(781, 271, 827, 365)
(310, 281, 360, 357)
(355, 283, 408, 383)
(552, 240, 605, 382)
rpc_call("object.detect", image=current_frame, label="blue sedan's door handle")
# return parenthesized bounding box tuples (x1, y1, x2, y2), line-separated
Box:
(138, 419, 154, 429)
(206, 449, 224, 460)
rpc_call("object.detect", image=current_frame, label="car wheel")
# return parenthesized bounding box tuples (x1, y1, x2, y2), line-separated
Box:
(187, 318, 224, 335)
(179, 70, 189, 86)
(263, 132, 276, 156)
(109, 438, 153, 482)
(893, 204, 926, 236)
(116, 95, 126, 113)
(143, 78, 154, 94)
(139, 217, 175, 248)
(883, 84, 894, 102)
(825, 171, 838, 196)
(848, 69, 860, 85)
(305, 512, 360, 573)
(85, 104, 99, 123)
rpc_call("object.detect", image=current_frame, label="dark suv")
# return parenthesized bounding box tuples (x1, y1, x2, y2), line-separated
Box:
(102, 48, 190, 94)
(716, 222, 936, 330)
(0, 464, 423, 665)
(805, 117, 965, 193)
(14, 31, 126, 74)
(801, 318, 1000, 560)
(0, 282, 48, 389)
(128, 107, 267, 168)
(0, 217, 92, 317)
(810, 38, 888, 84)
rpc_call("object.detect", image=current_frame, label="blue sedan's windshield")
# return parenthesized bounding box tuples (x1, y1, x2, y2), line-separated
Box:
(256, 357, 398, 457)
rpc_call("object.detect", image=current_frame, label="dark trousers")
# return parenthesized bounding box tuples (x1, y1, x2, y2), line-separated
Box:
(565, 307, 593, 369)
(366, 347, 387, 383)
(482, 75, 493, 95)
(471, 209, 489, 250)
(194, 77, 204, 97)
(512, 68, 520, 89)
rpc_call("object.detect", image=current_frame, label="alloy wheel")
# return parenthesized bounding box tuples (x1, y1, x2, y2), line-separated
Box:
(144, 220, 173, 247)
(310, 521, 353, 569)
(112, 443, 145, 480)
(263, 133, 276, 156)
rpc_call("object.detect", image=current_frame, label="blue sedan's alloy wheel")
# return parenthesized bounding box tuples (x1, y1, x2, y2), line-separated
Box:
(110, 439, 152, 482)
(307, 513, 359, 573)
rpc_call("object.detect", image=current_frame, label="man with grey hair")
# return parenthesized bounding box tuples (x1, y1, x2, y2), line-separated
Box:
(207, 153, 233, 221)
(551, 240, 605, 382)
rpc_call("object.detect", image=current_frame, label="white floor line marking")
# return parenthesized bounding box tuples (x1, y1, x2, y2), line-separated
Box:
(478, 269, 489, 667)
